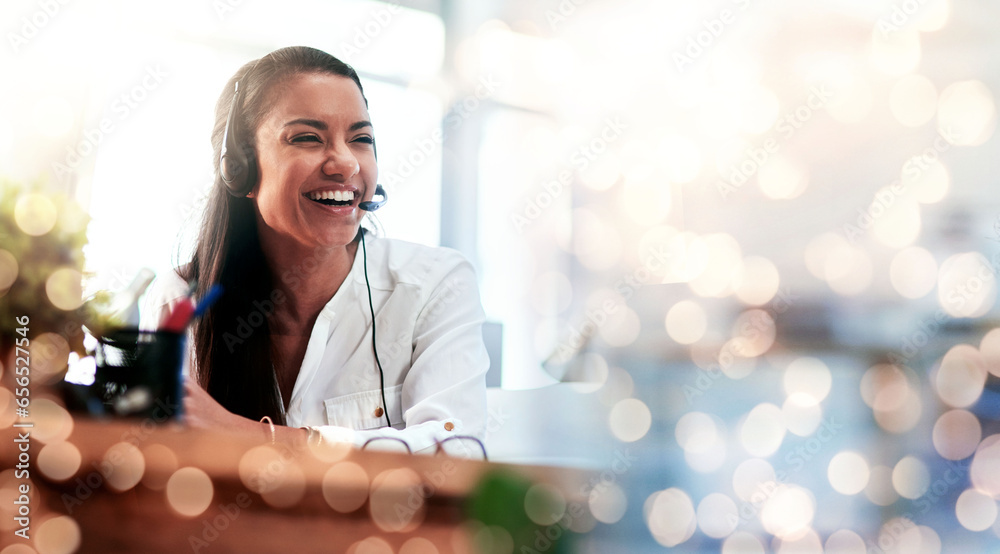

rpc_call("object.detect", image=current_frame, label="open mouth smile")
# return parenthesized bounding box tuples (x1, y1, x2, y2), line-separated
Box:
(304, 189, 355, 207)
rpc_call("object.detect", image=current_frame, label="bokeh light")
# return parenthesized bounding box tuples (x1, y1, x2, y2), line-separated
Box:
(804, 233, 850, 280)
(166, 467, 214, 517)
(322, 462, 369, 513)
(937, 79, 997, 146)
(369, 468, 424, 534)
(861, 364, 923, 434)
(865, 465, 899, 506)
(524, 483, 566, 526)
(0, 249, 18, 291)
(609, 398, 652, 442)
(646, 488, 697, 547)
(689, 234, 743, 298)
(29, 333, 71, 382)
(782, 393, 822, 437)
(597, 305, 641, 348)
(141, 444, 178, 491)
(400, 538, 438, 554)
(892, 456, 930, 499)
(934, 344, 988, 408)
(30, 397, 73, 444)
(730, 309, 776, 358)
(676, 411, 719, 454)
(100, 442, 146, 492)
(722, 531, 765, 554)
(889, 247, 938, 299)
(825, 245, 873, 296)
(696, 493, 739, 539)
(685, 433, 728, 474)
(824, 529, 867, 553)
(734, 256, 780, 306)
(36, 441, 81, 482)
(955, 488, 998, 531)
(732, 458, 777, 502)
(346, 537, 394, 554)
(45, 267, 84, 311)
(775, 529, 823, 554)
(980, 328, 1000, 378)
(740, 403, 786, 457)
(901, 158, 949, 204)
(589, 483, 627, 524)
(665, 300, 707, 345)
(969, 435, 1000, 498)
(827, 451, 870, 495)
(931, 409, 981, 460)
(937, 252, 997, 318)
(14, 193, 58, 236)
(34, 515, 81, 554)
(783, 357, 832, 403)
(759, 484, 815, 539)
(719, 341, 757, 380)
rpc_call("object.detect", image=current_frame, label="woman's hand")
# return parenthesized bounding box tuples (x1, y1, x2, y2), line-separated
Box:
(183, 377, 250, 431)
(183, 377, 307, 445)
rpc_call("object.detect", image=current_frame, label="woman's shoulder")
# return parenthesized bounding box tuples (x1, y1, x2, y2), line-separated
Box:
(139, 267, 190, 330)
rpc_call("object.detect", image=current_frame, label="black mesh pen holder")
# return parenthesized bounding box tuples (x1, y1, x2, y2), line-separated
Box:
(92, 328, 185, 420)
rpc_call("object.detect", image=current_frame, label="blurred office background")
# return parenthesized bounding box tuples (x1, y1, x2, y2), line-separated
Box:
(3, 0, 1000, 551)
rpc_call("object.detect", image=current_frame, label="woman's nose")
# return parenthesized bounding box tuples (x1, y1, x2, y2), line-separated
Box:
(321, 143, 359, 179)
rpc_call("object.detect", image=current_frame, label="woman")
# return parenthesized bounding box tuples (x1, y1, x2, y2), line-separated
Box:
(143, 46, 489, 453)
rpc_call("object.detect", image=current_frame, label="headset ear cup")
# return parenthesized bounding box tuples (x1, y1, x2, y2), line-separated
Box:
(221, 144, 256, 197)
(221, 152, 248, 196)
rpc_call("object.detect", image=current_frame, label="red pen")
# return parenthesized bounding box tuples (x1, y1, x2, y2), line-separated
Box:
(160, 297, 195, 332)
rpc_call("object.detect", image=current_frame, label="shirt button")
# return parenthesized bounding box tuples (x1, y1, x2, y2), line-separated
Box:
(374, 407, 384, 417)
(444, 422, 454, 431)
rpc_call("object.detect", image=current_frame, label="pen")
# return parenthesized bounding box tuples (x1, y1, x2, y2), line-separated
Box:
(193, 284, 223, 317)
(160, 284, 223, 332)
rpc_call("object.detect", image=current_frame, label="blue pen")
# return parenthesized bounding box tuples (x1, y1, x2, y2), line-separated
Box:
(193, 284, 224, 318)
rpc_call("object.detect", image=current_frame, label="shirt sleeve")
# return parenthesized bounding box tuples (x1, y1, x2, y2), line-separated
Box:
(314, 250, 490, 455)
(140, 270, 190, 331)
(140, 269, 196, 377)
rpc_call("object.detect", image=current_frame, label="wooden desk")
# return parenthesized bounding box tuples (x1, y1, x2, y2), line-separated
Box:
(1, 417, 594, 553)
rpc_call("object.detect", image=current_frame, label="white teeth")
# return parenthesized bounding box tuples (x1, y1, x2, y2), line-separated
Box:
(306, 190, 355, 202)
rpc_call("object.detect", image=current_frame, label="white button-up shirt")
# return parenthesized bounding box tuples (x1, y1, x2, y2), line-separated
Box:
(142, 236, 489, 453)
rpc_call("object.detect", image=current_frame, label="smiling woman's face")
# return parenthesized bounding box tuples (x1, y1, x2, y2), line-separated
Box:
(251, 72, 377, 252)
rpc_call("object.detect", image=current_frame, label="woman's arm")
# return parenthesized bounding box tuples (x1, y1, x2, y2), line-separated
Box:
(314, 249, 490, 454)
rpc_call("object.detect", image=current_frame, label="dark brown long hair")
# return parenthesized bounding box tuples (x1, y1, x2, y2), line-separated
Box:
(180, 46, 368, 423)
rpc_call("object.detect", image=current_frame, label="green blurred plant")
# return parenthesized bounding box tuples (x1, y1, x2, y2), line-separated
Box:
(466, 469, 575, 554)
(0, 179, 102, 358)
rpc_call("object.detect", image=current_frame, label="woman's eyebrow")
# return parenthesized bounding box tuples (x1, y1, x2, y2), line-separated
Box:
(283, 118, 327, 130)
(282, 119, 373, 132)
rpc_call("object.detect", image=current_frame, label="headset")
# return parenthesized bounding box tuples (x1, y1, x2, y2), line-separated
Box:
(218, 69, 392, 427)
